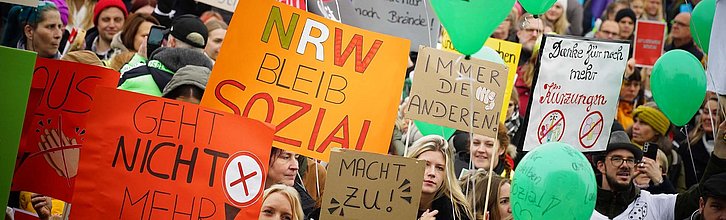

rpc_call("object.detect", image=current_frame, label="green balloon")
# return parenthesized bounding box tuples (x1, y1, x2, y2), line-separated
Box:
(651, 50, 707, 126)
(690, 0, 715, 53)
(511, 142, 596, 220)
(414, 120, 456, 140)
(519, 0, 558, 15)
(431, 0, 515, 55)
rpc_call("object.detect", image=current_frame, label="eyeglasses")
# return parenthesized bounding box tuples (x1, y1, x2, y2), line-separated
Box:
(608, 156, 638, 167)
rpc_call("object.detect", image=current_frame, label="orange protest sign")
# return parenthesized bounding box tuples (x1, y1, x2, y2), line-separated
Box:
(70, 88, 275, 220)
(202, 0, 410, 161)
(12, 58, 119, 203)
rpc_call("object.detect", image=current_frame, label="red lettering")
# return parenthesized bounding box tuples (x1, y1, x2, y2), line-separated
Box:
(214, 80, 245, 115)
(308, 108, 326, 151)
(316, 116, 349, 153)
(274, 98, 311, 147)
(333, 28, 384, 74)
(355, 120, 371, 150)
(242, 93, 275, 123)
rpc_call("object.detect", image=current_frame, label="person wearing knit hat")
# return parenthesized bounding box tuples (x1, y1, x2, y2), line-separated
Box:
(632, 105, 670, 146)
(46, 0, 69, 26)
(615, 8, 637, 40)
(84, 0, 127, 60)
(162, 65, 211, 104)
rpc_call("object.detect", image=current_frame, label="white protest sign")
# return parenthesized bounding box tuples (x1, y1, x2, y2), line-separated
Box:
(339, 0, 440, 51)
(523, 35, 630, 152)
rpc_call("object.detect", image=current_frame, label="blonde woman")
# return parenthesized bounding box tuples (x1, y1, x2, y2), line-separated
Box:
(459, 170, 512, 220)
(544, 0, 570, 35)
(407, 135, 473, 220)
(643, 0, 665, 21)
(259, 184, 305, 220)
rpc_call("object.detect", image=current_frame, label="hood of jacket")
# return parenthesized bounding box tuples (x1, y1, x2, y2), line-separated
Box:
(110, 32, 129, 53)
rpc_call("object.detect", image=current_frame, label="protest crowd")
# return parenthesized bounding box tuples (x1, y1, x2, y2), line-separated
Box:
(0, 0, 725, 219)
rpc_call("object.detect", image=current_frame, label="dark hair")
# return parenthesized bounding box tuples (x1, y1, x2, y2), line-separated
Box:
(162, 84, 203, 100)
(131, 0, 157, 13)
(1, 3, 59, 47)
(121, 13, 159, 51)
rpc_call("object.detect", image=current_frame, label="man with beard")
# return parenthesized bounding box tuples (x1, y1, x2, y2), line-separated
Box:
(591, 121, 726, 219)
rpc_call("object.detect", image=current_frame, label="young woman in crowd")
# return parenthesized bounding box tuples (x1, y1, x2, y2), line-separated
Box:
(266, 148, 317, 219)
(110, 13, 159, 54)
(407, 135, 473, 220)
(544, 0, 570, 35)
(204, 19, 227, 61)
(631, 0, 646, 18)
(259, 184, 305, 220)
(615, 8, 637, 41)
(643, 0, 665, 21)
(2, 2, 63, 59)
(469, 123, 514, 179)
(629, 104, 687, 191)
(459, 170, 512, 220)
(681, 97, 724, 188)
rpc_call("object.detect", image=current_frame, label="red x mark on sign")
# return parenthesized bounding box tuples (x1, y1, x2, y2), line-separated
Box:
(230, 162, 258, 196)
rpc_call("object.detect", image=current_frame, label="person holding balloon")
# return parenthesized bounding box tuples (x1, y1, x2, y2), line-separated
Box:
(406, 135, 473, 220)
(590, 119, 726, 219)
(468, 123, 514, 179)
(680, 97, 724, 189)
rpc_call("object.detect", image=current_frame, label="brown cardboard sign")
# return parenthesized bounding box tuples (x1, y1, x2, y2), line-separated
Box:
(320, 149, 424, 220)
(406, 47, 508, 137)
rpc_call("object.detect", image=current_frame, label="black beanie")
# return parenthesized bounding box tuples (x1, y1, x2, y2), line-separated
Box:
(615, 8, 637, 23)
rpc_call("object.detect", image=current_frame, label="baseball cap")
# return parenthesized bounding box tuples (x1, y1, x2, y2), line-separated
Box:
(170, 15, 208, 49)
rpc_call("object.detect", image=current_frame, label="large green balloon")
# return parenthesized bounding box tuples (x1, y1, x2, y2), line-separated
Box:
(414, 120, 456, 140)
(651, 50, 707, 126)
(519, 0, 558, 15)
(431, 0, 515, 55)
(511, 142, 596, 220)
(690, 0, 715, 53)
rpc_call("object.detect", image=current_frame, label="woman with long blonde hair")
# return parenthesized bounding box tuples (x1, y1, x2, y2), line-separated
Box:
(543, 0, 570, 35)
(259, 184, 305, 220)
(407, 135, 473, 220)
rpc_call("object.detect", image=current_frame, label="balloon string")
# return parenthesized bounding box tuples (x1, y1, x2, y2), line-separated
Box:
(708, 105, 718, 146)
(683, 124, 699, 185)
(404, 120, 414, 156)
(423, 0, 434, 48)
(315, 159, 321, 199)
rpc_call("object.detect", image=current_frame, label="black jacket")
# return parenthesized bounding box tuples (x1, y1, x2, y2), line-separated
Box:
(679, 136, 712, 188)
(418, 196, 471, 220)
(83, 27, 115, 60)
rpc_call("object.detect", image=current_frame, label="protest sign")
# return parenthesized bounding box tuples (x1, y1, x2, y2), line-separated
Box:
(197, 0, 308, 12)
(201, 0, 410, 161)
(633, 20, 667, 68)
(406, 47, 508, 137)
(707, 0, 726, 94)
(11, 58, 119, 203)
(440, 30, 522, 122)
(0, 46, 35, 214)
(338, 0, 440, 51)
(70, 88, 275, 220)
(523, 35, 630, 152)
(320, 148, 424, 220)
(0, 0, 36, 6)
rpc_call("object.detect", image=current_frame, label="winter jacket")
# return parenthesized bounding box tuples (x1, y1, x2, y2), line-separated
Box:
(118, 47, 213, 96)
(83, 27, 115, 60)
(679, 135, 713, 188)
(417, 196, 471, 220)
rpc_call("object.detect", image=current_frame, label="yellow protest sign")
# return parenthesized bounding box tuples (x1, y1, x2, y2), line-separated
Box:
(201, 0, 410, 161)
(440, 29, 521, 122)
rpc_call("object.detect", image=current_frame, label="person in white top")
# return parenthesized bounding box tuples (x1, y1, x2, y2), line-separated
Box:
(591, 121, 726, 220)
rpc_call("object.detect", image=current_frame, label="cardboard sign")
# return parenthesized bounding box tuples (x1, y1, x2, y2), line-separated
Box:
(0, 0, 37, 6)
(320, 148, 424, 220)
(201, 0, 410, 161)
(197, 0, 308, 12)
(633, 20, 667, 68)
(11, 58, 119, 203)
(70, 88, 275, 220)
(339, 0, 440, 51)
(523, 35, 630, 152)
(406, 47, 508, 137)
(439, 30, 522, 122)
(0, 46, 36, 211)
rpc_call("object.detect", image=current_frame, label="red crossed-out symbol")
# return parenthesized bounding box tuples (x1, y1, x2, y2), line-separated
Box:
(230, 162, 258, 196)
